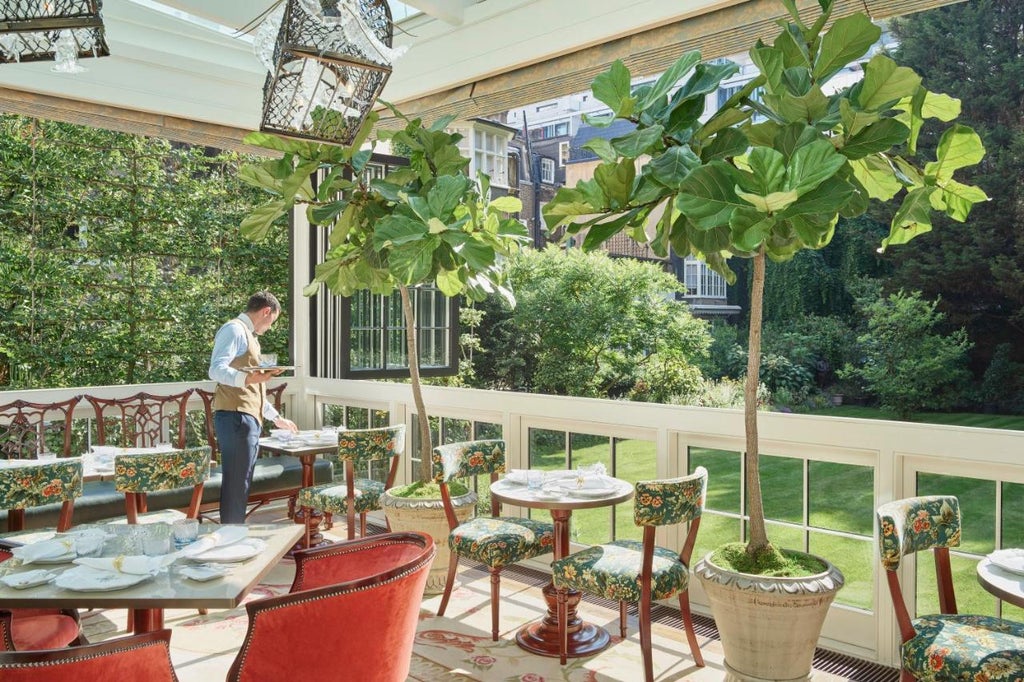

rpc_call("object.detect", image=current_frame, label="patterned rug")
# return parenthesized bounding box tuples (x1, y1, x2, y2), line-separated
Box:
(80, 505, 848, 681)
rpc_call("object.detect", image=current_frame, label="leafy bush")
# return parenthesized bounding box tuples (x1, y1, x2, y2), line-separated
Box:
(978, 343, 1024, 414)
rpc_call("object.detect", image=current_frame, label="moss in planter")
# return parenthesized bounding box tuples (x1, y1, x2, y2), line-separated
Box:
(711, 542, 827, 577)
(389, 480, 470, 498)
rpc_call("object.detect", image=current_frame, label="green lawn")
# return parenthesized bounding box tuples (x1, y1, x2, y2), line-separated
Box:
(809, 406, 1024, 431)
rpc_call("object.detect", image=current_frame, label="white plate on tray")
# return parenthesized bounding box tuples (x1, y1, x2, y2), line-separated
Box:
(988, 548, 1024, 575)
(1, 569, 57, 589)
(55, 566, 152, 592)
(188, 538, 266, 563)
(240, 365, 296, 373)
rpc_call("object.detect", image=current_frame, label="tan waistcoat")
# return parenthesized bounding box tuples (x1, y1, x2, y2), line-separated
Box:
(212, 320, 265, 423)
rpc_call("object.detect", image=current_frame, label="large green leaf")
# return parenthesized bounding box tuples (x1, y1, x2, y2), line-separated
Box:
(594, 158, 636, 207)
(847, 156, 900, 200)
(674, 161, 745, 230)
(592, 60, 635, 118)
(839, 99, 880, 138)
(442, 232, 495, 270)
(785, 139, 847, 195)
(645, 145, 701, 188)
(673, 62, 741, 102)
(729, 206, 774, 252)
(701, 128, 749, 163)
(373, 215, 428, 249)
(736, 188, 799, 214)
(751, 45, 785, 94)
(279, 161, 318, 203)
(427, 174, 472, 220)
(840, 118, 910, 160)
(611, 125, 665, 157)
(581, 210, 638, 250)
(638, 51, 701, 110)
(814, 13, 880, 82)
(930, 179, 988, 221)
(767, 87, 829, 124)
(434, 268, 464, 297)
(242, 132, 319, 157)
(882, 186, 936, 249)
(389, 236, 440, 284)
(309, 199, 348, 226)
(924, 124, 986, 182)
(239, 199, 287, 241)
(780, 176, 856, 218)
(582, 138, 617, 163)
(858, 54, 922, 111)
(743, 146, 787, 194)
(489, 196, 523, 214)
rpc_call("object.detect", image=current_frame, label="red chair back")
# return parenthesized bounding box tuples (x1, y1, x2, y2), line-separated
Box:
(0, 628, 175, 680)
(228, 531, 434, 682)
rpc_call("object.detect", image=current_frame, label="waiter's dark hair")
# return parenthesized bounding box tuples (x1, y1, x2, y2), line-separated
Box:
(246, 291, 281, 313)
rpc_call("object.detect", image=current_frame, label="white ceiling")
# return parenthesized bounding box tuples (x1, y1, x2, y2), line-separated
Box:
(0, 0, 750, 131)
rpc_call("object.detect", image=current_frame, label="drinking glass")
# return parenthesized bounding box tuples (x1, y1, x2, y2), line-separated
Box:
(527, 470, 544, 491)
(172, 518, 200, 549)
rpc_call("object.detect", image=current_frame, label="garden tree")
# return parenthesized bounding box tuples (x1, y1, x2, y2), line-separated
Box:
(841, 290, 971, 419)
(0, 115, 289, 389)
(237, 108, 529, 479)
(471, 246, 710, 401)
(885, 0, 1024, 370)
(543, 0, 987, 561)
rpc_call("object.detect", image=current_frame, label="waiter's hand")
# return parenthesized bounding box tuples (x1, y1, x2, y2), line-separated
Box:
(274, 417, 298, 433)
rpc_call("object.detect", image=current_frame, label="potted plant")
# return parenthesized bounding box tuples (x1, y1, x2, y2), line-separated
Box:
(239, 104, 530, 591)
(543, 0, 986, 678)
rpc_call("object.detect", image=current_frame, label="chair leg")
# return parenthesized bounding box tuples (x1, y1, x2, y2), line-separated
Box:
(359, 513, 367, 538)
(639, 597, 655, 682)
(186, 484, 203, 519)
(287, 494, 296, 519)
(619, 601, 628, 638)
(323, 511, 333, 530)
(900, 669, 915, 682)
(489, 567, 501, 641)
(56, 500, 74, 532)
(436, 549, 461, 617)
(556, 587, 569, 665)
(678, 590, 704, 667)
(125, 493, 138, 524)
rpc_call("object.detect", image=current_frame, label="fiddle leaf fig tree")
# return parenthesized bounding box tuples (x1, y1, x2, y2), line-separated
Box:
(543, 0, 987, 566)
(239, 105, 530, 480)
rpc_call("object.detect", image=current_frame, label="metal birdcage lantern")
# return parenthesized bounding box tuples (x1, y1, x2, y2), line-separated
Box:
(257, 0, 397, 146)
(0, 0, 109, 72)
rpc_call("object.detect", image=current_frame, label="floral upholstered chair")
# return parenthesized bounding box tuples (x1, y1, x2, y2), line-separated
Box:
(433, 439, 555, 641)
(227, 531, 434, 682)
(0, 396, 84, 532)
(877, 496, 1024, 682)
(114, 446, 211, 524)
(0, 627, 176, 680)
(551, 467, 708, 682)
(295, 425, 404, 543)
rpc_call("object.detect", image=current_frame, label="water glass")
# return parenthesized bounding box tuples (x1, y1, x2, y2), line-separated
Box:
(527, 470, 544, 491)
(172, 518, 200, 549)
(142, 524, 172, 556)
(37, 451, 57, 462)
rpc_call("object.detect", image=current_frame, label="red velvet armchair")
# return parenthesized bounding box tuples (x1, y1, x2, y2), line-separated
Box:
(0, 628, 176, 680)
(229, 531, 435, 682)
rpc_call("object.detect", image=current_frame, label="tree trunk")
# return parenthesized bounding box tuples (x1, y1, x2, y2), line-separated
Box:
(400, 285, 432, 481)
(745, 249, 769, 555)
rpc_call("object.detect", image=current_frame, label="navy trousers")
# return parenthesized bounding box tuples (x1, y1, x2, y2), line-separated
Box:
(214, 410, 261, 524)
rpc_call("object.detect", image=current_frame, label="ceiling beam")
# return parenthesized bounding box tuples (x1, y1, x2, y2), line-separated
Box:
(380, 0, 970, 128)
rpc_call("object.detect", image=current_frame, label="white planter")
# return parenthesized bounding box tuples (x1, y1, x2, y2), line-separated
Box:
(381, 488, 477, 595)
(694, 551, 844, 682)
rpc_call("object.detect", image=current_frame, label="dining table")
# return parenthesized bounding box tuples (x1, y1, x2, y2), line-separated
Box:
(490, 474, 634, 658)
(976, 551, 1024, 609)
(258, 433, 339, 550)
(0, 521, 303, 633)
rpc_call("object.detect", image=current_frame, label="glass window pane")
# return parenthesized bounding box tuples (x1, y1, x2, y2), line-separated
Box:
(441, 418, 471, 444)
(474, 422, 502, 440)
(810, 532, 873, 610)
(613, 437, 656, 484)
(757, 454, 803, 524)
(809, 461, 873, 535)
(917, 473, 995, 555)
(916, 553, 995, 617)
(693, 513, 740, 563)
(761, 521, 803, 552)
(569, 433, 607, 469)
(690, 447, 740, 514)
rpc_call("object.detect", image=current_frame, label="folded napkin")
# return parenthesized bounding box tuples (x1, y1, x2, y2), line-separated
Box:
(12, 538, 74, 565)
(988, 548, 1024, 574)
(180, 526, 248, 559)
(73, 554, 174, 576)
(573, 474, 617, 490)
(505, 469, 529, 485)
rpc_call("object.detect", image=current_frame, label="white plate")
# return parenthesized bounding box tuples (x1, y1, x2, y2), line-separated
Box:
(532, 490, 561, 500)
(988, 548, 1024, 575)
(558, 486, 617, 499)
(55, 566, 152, 592)
(28, 551, 78, 565)
(0, 569, 57, 589)
(240, 365, 296, 373)
(188, 538, 267, 563)
(179, 564, 229, 582)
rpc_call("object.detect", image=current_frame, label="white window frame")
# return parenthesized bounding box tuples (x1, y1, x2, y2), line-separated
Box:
(558, 141, 570, 167)
(540, 157, 556, 183)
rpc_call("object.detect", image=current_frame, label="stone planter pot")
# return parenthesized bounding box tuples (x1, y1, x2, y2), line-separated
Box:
(381, 487, 476, 595)
(694, 551, 844, 682)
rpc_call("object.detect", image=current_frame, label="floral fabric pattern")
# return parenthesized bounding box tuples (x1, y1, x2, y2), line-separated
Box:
(634, 472, 707, 527)
(432, 440, 505, 483)
(336, 425, 405, 466)
(902, 614, 1024, 681)
(0, 459, 83, 508)
(877, 496, 960, 571)
(297, 479, 385, 514)
(114, 446, 211, 493)
(448, 517, 555, 568)
(552, 540, 689, 602)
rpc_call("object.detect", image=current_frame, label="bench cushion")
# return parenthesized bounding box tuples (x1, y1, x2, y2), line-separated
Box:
(0, 456, 334, 530)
